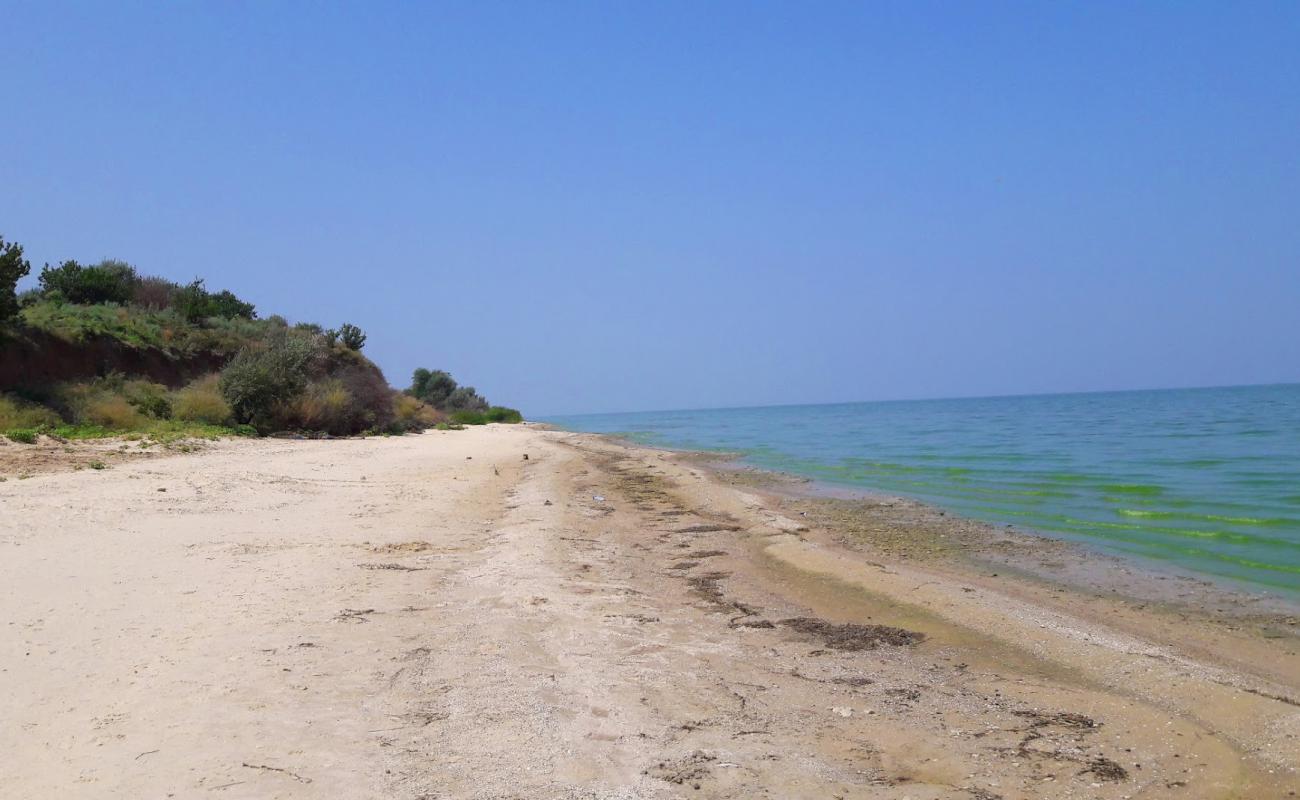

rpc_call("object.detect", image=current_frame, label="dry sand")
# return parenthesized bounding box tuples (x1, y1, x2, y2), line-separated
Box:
(1, 425, 1297, 798)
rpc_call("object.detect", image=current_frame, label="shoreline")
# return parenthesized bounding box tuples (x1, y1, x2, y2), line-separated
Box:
(688, 449, 1300, 688)
(564, 427, 1300, 617)
(698, 453, 1300, 615)
(559, 430, 1300, 789)
(3, 425, 1298, 797)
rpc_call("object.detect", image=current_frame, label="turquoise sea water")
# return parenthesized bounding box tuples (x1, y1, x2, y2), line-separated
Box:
(547, 385, 1300, 599)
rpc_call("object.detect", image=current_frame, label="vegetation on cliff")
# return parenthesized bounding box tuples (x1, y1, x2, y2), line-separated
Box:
(0, 235, 520, 442)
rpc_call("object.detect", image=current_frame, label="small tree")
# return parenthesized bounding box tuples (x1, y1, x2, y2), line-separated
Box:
(411, 369, 457, 407)
(337, 322, 366, 351)
(410, 368, 434, 398)
(444, 385, 489, 412)
(173, 279, 257, 322)
(0, 236, 31, 325)
(172, 279, 214, 322)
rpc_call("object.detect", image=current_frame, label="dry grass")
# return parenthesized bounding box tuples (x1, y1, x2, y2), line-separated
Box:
(285, 379, 354, 433)
(393, 394, 445, 429)
(173, 375, 232, 425)
(82, 395, 146, 430)
(0, 395, 62, 430)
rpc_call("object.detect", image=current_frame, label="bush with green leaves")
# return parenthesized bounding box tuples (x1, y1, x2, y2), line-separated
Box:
(120, 380, 173, 419)
(218, 329, 323, 431)
(38, 259, 139, 305)
(484, 406, 523, 423)
(0, 235, 31, 325)
(407, 369, 511, 418)
(444, 385, 489, 413)
(331, 322, 366, 351)
(173, 279, 256, 322)
(450, 406, 523, 425)
(410, 368, 457, 407)
(5, 429, 38, 444)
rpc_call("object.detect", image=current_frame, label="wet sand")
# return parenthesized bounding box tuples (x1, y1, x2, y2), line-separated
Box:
(1, 425, 1297, 798)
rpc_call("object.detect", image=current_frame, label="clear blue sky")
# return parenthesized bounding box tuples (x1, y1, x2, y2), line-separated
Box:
(3, 2, 1297, 415)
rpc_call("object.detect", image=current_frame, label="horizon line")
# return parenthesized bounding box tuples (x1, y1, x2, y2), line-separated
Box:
(539, 379, 1300, 420)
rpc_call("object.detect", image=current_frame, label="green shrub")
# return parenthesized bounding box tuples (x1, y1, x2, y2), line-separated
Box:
(410, 368, 457, 407)
(209, 289, 256, 320)
(38, 259, 139, 305)
(0, 235, 31, 325)
(172, 279, 256, 323)
(171, 280, 209, 322)
(121, 380, 172, 419)
(484, 406, 523, 423)
(5, 429, 38, 444)
(410, 368, 432, 397)
(449, 406, 523, 425)
(173, 376, 232, 425)
(331, 322, 366, 351)
(444, 385, 488, 413)
(219, 329, 322, 431)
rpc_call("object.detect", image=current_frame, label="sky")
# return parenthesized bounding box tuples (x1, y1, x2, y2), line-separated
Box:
(2, 2, 1298, 416)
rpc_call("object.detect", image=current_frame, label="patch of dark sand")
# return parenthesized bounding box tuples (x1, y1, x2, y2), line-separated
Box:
(371, 541, 435, 554)
(1014, 710, 1098, 730)
(645, 751, 716, 785)
(686, 571, 730, 604)
(778, 617, 925, 650)
(1081, 756, 1129, 782)
(685, 571, 762, 617)
(358, 562, 426, 571)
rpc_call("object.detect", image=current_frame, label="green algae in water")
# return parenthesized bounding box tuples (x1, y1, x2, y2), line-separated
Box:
(548, 384, 1300, 599)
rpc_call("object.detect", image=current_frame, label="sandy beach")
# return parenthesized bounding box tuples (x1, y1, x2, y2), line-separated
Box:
(2, 424, 1297, 799)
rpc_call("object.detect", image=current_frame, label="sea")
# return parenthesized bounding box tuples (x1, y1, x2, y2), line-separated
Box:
(546, 384, 1300, 600)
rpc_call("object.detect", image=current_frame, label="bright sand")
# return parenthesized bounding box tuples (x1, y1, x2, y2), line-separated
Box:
(1, 425, 1296, 798)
